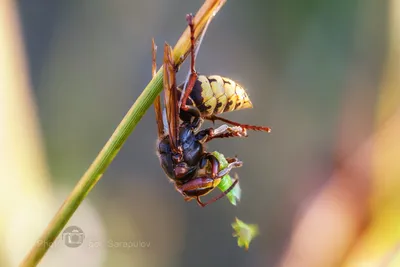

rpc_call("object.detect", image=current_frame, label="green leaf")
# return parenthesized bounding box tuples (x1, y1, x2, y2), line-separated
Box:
(232, 217, 259, 250)
(211, 151, 241, 205)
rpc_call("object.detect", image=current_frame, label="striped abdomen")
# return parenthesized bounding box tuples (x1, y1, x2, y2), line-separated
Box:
(178, 75, 253, 116)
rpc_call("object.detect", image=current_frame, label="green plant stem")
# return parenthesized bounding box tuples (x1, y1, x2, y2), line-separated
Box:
(20, 1, 226, 266)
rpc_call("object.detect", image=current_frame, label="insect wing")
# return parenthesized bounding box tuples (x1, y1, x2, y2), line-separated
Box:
(163, 43, 179, 152)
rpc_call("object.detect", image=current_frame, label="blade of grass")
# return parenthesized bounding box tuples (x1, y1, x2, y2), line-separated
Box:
(20, 0, 227, 266)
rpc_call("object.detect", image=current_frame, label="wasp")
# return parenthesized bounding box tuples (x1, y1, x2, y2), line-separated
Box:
(153, 14, 270, 207)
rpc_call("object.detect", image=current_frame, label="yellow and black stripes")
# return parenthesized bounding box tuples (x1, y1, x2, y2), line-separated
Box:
(178, 75, 253, 116)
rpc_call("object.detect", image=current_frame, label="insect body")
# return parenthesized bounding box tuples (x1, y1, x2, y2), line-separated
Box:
(153, 39, 245, 207)
(178, 74, 271, 133)
(177, 75, 253, 117)
(153, 14, 270, 207)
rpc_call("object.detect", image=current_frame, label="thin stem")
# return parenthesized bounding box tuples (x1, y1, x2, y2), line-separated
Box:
(20, 1, 227, 266)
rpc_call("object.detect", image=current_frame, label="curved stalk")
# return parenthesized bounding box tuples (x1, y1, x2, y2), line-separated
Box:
(20, 1, 227, 266)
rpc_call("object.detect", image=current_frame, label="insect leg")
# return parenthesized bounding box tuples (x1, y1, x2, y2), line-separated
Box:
(216, 158, 243, 177)
(180, 10, 214, 108)
(195, 124, 248, 143)
(226, 157, 240, 164)
(152, 39, 164, 138)
(204, 153, 220, 178)
(180, 13, 198, 112)
(196, 178, 239, 207)
(206, 114, 272, 133)
(207, 125, 248, 142)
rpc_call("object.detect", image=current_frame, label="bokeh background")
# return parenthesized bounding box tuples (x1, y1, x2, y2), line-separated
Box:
(1, 0, 400, 266)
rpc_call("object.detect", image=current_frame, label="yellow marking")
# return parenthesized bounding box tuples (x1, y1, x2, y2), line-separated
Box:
(236, 95, 244, 110)
(222, 78, 236, 113)
(198, 75, 213, 102)
(216, 95, 228, 113)
(208, 75, 225, 98)
(242, 99, 253, 109)
(222, 78, 236, 99)
(203, 97, 217, 115)
(194, 75, 253, 115)
(226, 93, 237, 112)
(234, 85, 253, 110)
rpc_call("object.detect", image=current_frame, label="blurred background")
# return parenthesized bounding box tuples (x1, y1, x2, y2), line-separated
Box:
(1, 0, 399, 266)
